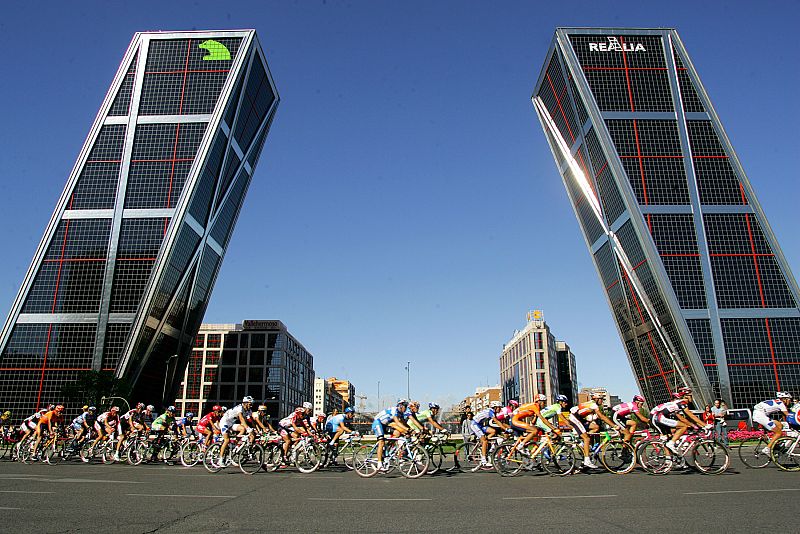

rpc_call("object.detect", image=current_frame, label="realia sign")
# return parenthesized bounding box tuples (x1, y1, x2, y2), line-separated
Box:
(588, 36, 646, 52)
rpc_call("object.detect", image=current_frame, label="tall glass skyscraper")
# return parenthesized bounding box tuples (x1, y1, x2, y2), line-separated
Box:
(533, 28, 800, 408)
(0, 30, 279, 413)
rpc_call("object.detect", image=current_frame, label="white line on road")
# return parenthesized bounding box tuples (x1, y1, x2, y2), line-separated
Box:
(0, 490, 55, 494)
(0, 507, 21, 510)
(685, 488, 800, 496)
(309, 498, 433, 502)
(503, 495, 617, 500)
(126, 494, 235, 499)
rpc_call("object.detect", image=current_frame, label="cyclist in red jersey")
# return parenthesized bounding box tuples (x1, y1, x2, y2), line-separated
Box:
(196, 405, 223, 446)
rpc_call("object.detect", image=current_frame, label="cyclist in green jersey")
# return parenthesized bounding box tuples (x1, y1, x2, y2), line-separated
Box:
(408, 403, 447, 433)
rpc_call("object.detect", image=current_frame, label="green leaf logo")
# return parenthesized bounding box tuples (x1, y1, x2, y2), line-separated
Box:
(198, 40, 231, 61)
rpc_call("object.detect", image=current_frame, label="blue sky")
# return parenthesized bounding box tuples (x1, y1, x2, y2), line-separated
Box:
(0, 2, 798, 410)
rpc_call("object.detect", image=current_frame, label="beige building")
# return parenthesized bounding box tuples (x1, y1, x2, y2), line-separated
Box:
(459, 385, 502, 412)
(313, 377, 351, 415)
(499, 311, 576, 404)
(328, 377, 356, 409)
(577, 387, 613, 408)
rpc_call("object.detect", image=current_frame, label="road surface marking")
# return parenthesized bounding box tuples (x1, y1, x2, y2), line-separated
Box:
(0, 477, 145, 484)
(504, 495, 617, 500)
(126, 493, 235, 499)
(0, 490, 55, 494)
(309, 498, 433, 501)
(685, 489, 800, 496)
(0, 507, 21, 510)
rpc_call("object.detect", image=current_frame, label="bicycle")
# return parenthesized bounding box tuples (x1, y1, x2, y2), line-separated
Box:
(453, 432, 512, 472)
(494, 431, 576, 477)
(320, 432, 361, 470)
(639, 427, 728, 475)
(769, 427, 800, 472)
(737, 428, 772, 468)
(420, 431, 453, 475)
(353, 434, 430, 478)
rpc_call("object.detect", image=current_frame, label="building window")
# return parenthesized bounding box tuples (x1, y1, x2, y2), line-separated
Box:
(207, 334, 221, 348)
(194, 334, 205, 348)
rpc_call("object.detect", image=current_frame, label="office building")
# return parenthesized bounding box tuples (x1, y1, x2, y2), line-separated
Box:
(500, 311, 576, 404)
(328, 377, 356, 409)
(533, 28, 800, 408)
(175, 320, 314, 421)
(555, 341, 579, 404)
(0, 30, 279, 414)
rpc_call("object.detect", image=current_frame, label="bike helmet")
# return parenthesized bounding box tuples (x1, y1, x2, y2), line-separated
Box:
(671, 392, 682, 400)
(397, 399, 408, 406)
(82, 405, 89, 411)
(427, 403, 439, 410)
(536, 394, 547, 402)
(258, 405, 267, 412)
(302, 401, 313, 410)
(146, 405, 155, 411)
(555, 394, 568, 403)
(590, 389, 604, 399)
(3, 410, 11, 417)
(212, 405, 223, 412)
(777, 391, 792, 399)
(47, 404, 55, 411)
(221, 406, 228, 412)
(136, 402, 145, 410)
(633, 395, 645, 403)
(54, 405, 64, 412)
(110, 406, 120, 413)
(508, 400, 519, 408)
(185, 412, 194, 418)
(489, 400, 502, 408)
(242, 396, 254, 404)
(409, 401, 420, 408)
(344, 407, 355, 413)
(87, 406, 96, 413)
(166, 405, 176, 413)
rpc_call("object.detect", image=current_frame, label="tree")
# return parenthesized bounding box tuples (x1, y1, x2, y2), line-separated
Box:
(61, 370, 131, 408)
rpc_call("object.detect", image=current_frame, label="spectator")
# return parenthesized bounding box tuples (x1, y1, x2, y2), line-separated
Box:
(460, 406, 473, 440)
(703, 404, 715, 427)
(711, 399, 728, 446)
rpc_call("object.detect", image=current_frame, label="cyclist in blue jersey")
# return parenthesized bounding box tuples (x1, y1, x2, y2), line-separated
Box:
(372, 399, 410, 470)
(326, 407, 356, 446)
(175, 412, 196, 437)
(470, 400, 504, 468)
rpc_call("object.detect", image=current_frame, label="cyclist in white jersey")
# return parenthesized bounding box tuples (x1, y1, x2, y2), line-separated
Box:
(218, 396, 254, 462)
(650, 388, 708, 454)
(753, 392, 792, 454)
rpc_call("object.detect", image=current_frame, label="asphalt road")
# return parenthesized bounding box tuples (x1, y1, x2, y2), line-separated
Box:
(0, 456, 797, 533)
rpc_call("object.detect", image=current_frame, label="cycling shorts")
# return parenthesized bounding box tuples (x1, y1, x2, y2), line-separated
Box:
(371, 420, 386, 438)
(534, 418, 554, 433)
(786, 413, 800, 430)
(753, 410, 777, 431)
(568, 413, 587, 435)
(468, 420, 486, 438)
(507, 419, 527, 436)
(652, 413, 678, 432)
(71, 422, 84, 431)
(325, 423, 338, 436)
(197, 423, 213, 434)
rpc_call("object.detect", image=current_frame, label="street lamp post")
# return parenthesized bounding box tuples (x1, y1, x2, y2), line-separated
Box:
(406, 361, 410, 400)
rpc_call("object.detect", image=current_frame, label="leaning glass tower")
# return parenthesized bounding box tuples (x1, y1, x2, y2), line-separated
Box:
(0, 30, 279, 413)
(533, 28, 800, 408)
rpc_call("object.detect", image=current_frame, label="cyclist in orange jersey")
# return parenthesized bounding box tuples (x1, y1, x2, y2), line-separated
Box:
(32, 405, 64, 458)
(509, 394, 560, 452)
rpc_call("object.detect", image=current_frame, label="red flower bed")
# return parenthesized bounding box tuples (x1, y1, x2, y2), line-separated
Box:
(727, 429, 765, 442)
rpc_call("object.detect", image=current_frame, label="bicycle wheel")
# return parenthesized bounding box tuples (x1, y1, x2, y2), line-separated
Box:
(692, 439, 729, 475)
(239, 443, 265, 475)
(426, 444, 443, 475)
(493, 444, 523, 477)
(639, 441, 672, 475)
(453, 441, 481, 472)
(601, 439, 637, 475)
(43, 442, 62, 465)
(540, 444, 576, 476)
(353, 443, 380, 478)
(295, 441, 322, 474)
(770, 437, 800, 472)
(102, 440, 119, 464)
(203, 443, 223, 473)
(737, 437, 771, 468)
(262, 443, 282, 472)
(180, 441, 201, 467)
(339, 443, 357, 470)
(399, 444, 429, 479)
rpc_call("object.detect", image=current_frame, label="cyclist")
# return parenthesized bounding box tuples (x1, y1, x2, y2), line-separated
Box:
(115, 403, 145, 461)
(70, 406, 96, 448)
(311, 412, 327, 434)
(469, 400, 505, 468)
(372, 399, 411, 471)
(90, 406, 120, 452)
(20, 408, 47, 444)
(196, 405, 223, 447)
(510, 394, 560, 452)
(141, 405, 156, 430)
(408, 403, 447, 433)
(405, 401, 424, 433)
(278, 402, 313, 464)
(326, 406, 356, 448)
(1, 410, 12, 437)
(218, 396, 254, 463)
(569, 389, 622, 469)
(175, 412, 196, 438)
(537, 395, 569, 434)
(32, 404, 64, 458)
(612, 395, 650, 444)
(252, 405, 275, 433)
(752, 392, 793, 455)
(650, 388, 709, 454)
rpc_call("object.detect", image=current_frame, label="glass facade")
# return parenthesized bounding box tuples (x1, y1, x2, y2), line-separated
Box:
(0, 30, 279, 417)
(533, 28, 800, 408)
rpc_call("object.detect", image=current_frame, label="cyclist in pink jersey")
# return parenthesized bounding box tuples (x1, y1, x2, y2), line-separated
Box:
(650, 387, 709, 454)
(612, 395, 650, 443)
